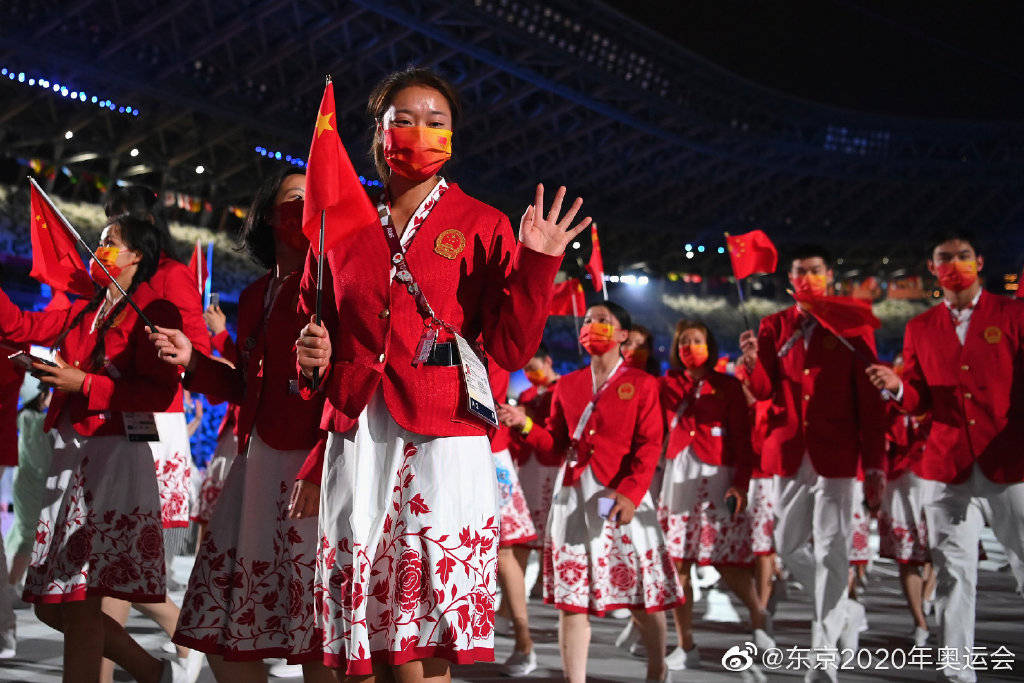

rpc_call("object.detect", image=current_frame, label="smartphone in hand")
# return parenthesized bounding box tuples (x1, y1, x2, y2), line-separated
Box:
(598, 496, 616, 521)
(209, 292, 220, 309)
(8, 351, 57, 376)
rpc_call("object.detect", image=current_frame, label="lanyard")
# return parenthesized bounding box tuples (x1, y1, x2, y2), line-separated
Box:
(376, 181, 454, 362)
(571, 358, 626, 443)
(669, 378, 705, 431)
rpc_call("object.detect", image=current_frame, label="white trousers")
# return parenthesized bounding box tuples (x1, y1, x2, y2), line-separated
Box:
(0, 466, 12, 636)
(774, 454, 855, 652)
(926, 465, 1024, 683)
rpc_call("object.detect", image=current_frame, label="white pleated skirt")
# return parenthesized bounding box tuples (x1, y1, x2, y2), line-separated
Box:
(24, 417, 165, 604)
(173, 429, 321, 662)
(492, 448, 537, 547)
(516, 453, 559, 550)
(544, 465, 682, 615)
(150, 412, 193, 528)
(316, 391, 499, 675)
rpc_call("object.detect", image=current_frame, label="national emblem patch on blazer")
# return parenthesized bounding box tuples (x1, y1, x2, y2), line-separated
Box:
(617, 382, 635, 400)
(984, 326, 1002, 344)
(434, 228, 466, 259)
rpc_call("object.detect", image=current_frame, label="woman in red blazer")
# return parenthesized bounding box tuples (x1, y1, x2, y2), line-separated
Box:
(657, 319, 773, 671)
(0, 216, 190, 682)
(291, 67, 590, 681)
(151, 171, 332, 682)
(499, 302, 679, 683)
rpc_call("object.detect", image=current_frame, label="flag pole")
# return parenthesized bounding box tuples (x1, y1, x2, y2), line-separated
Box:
(725, 232, 752, 331)
(312, 208, 325, 391)
(571, 283, 583, 359)
(27, 177, 155, 329)
(204, 241, 214, 308)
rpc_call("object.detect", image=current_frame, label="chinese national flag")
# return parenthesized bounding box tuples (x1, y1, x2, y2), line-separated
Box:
(794, 293, 880, 339)
(726, 230, 778, 280)
(549, 278, 586, 317)
(1017, 265, 1024, 299)
(584, 224, 604, 292)
(29, 183, 92, 296)
(187, 240, 208, 295)
(302, 79, 380, 255)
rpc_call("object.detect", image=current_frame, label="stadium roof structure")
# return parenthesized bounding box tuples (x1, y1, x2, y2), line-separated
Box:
(1, 0, 1022, 276)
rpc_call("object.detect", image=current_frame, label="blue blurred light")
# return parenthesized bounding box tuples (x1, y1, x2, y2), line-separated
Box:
(0, 68, 7, 76)
(697, 245, 705, 253)
(17, 72, 25, 82)
(90, 96, 97, 103)
(717, 246, 726, 254)
(684, 243, 693, 251)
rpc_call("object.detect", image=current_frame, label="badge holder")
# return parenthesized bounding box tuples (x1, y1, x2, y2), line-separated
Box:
(123, 412, 161, 442)
(454, 334, 498, 427)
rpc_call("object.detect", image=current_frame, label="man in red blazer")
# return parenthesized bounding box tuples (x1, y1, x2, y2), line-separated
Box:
(740, 245, 887, 678)
(868, 231, 1024, 683)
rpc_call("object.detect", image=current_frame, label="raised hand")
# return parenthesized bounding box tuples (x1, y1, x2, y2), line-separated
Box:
(149, 326, 194, 369)
(739, 330, 758, 368)
(296, 315, 331, 380)
(518, 184, 592, 257)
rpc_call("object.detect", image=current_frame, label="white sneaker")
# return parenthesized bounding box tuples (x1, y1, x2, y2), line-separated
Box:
(160, 657, 200, 683)
(502, 649, 537, 677)
(615, 619, 639, 650)
(268, 660, 303, 678)
(0, 628, 15, 659)
(494, 615, 513, 637)
(753, 628, 776, 651)
(912, 626, 930, 648)
(161, 639, 178, 655)
(180, 647, 205, 682)
(664, 645, 700, 671)
(839, 600, 868, 652)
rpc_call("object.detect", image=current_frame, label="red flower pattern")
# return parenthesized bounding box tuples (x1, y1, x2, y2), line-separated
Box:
(154, 448, 191, 528)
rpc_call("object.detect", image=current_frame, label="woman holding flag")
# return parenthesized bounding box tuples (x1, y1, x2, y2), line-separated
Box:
(149, 170, 334, 682)
(0, 214, 194, 682)
(291, 67, 591, 681)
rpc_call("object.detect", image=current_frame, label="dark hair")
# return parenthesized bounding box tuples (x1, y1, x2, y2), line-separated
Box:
(104, 185, 178, 261)
(533, 343, 551, 360)
(630, 324, 662, 376)
(367, 67, 463, 183)
(669, 319, 719, 371)
(927, 229, 981, 257)
(788, 244, 832, 269)
(53, 215, 162, 372)
(587, 300, 632, 333)
(238, 169, 304, 269)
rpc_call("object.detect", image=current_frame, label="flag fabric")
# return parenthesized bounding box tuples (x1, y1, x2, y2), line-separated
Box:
(714, 355, 730, 373)
(1017, 265, 1024, 299)
(794, 293, 881, 339)
(29, 181, 93, 296)
(187, 240, 208, 296)
(584, 224, 604, 292)
(726, 230, 778, 280)
(549, 278, 586, 317)
(303, 79, 380, 256)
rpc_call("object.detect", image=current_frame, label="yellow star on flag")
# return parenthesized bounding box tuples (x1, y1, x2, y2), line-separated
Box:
(315, 110, 334, 138)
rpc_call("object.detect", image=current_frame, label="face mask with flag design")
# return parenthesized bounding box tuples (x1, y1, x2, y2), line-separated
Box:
(792, 272, 829, 298)
(273, 198, 308, 251)
(524, 368, 549, 386)
(383, 126, 453, 182)
(580, 322, 616, 355)
(89, 246, 122, 287)
(679, 342, 709, 369)
(936, 259, 978, 292)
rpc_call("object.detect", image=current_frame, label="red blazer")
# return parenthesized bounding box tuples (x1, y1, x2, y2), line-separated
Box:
(747, 305, 886, 478)
(208, 330, 240, 439)
(488, 361, 512, 454)
(151, 256, 211, 356)
(0, 354, 26, 467)
(524, 365, 663, 506)
(509, 381, 557, 465)
(0, 286, 182, 437)
(900, 291, 1024, 484)
(297, 184, 560, 437)
(885, 408, 929, 481)
(186, 272, 324, 455)
(734, 362, 773, 478)
(659, 369, 755, 490)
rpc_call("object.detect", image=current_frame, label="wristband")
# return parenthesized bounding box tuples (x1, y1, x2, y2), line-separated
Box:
(520, 416, 534, 436)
